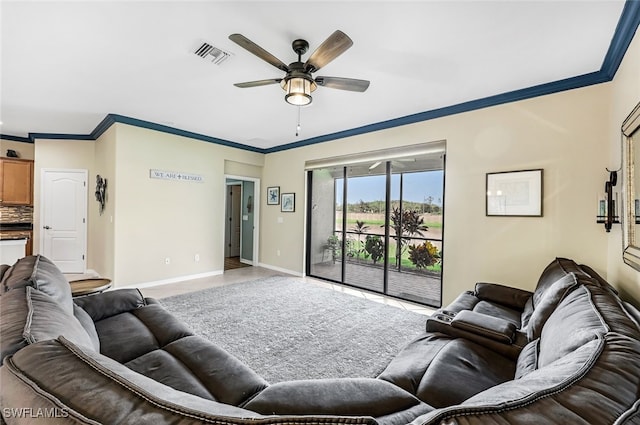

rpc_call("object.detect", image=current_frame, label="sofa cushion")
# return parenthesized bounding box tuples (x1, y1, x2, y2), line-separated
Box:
(579, 263, 619, 294)
(514, 338, 539, 379)
(73, 288, 146, 321)
(471, 300, 522, 327)
(0, 264, 10, 283)
(532, 257, 586, 308)
(243, 378, 428, 417)
(537, 284, 605, 368)
(0, 287, 96, 362)
(126, 335, 268, 407)
(526, 272, 579, 340)
(93, 303, 193, 363)
(450, 310, 517, 344)
(474, 282, 532, 310)
(623, 301, 640, 329)
(438, 291, 523, 328)
(417, 338, 515, 407)
(520, 297, 534, 328)
(0, 255, 74, 315)
(73, 303, 100, 351)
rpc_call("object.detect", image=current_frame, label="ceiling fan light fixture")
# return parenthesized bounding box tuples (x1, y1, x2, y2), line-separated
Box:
(282, 76, 316, 106)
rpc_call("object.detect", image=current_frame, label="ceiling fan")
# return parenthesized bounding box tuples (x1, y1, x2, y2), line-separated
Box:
(228, 30, 370, 106)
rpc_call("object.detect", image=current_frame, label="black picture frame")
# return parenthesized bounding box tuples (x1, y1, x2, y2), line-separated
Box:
(281, 193, 295, 212)
(267, 186, 280, 205)
(486, 169, 543, 217)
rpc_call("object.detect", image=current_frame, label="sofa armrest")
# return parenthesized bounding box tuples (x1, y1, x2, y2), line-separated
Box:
(144, 297, 161, 305)
(475, 282, 532, 310)
(73, 289, 146, 322)
(450, 310, 516, 344)
(426, 312, 526, 360)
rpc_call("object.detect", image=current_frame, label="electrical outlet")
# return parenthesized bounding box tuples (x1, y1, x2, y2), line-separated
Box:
(194, 254, 200, 262)
(277, 249, 281, 257)
(165, 257, 171, 265)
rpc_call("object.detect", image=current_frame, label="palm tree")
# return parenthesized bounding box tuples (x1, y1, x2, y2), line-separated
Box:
(351, 220, 370, 260)
(389, 208, 428, 270)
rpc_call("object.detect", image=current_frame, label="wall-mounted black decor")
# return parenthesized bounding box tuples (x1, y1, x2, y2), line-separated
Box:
(95, 175, 107, 215)
(598, 171, 619, 232)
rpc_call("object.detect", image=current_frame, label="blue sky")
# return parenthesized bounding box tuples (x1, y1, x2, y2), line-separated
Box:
(337, 170, 444, 205)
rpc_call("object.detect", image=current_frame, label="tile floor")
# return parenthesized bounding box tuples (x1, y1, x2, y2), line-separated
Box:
(137, 265, 436, 316)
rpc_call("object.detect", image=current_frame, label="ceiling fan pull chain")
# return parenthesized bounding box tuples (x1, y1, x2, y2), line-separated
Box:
(296, 106, 302, 137)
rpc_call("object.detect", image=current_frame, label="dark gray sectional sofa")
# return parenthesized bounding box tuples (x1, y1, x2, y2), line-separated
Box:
(1, 255, 639, 424)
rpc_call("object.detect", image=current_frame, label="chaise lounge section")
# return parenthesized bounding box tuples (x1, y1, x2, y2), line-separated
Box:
(1, 255, 639, 424)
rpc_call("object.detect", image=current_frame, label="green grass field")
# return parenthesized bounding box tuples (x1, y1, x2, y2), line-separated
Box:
(342, 217, 443, 229)
(343, 237, 442, 273)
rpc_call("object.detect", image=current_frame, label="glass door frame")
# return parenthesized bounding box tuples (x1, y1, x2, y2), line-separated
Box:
(305, 157, 444, 308)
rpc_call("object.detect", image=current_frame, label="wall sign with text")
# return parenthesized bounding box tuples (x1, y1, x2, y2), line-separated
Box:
(149, 169, 204, 183)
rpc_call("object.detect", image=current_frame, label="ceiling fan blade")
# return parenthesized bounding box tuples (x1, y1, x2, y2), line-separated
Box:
(234, 79, 282, 88)
(304, 30, 353, 72)
(229, 34, 290, 72)
(315, 76, 370, 92)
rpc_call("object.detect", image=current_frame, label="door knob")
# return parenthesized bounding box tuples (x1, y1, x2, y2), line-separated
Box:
(43, 226, 51, 230)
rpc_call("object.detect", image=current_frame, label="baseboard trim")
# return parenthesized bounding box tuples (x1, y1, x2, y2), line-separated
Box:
(116, 270, 224, 290)
(257, 262, 303, 277)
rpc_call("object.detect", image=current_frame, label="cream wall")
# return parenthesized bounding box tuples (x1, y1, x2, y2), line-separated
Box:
(90, 125, 117, 279)
(0, 139, 35, 160)
(27, 125, 264, 287)
(607, 27, 640, 304)
(262, 84, 612, 305)
(111, 123, 264, 286)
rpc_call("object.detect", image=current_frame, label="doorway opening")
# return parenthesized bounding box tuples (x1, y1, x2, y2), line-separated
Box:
(224, 176, 259, 271)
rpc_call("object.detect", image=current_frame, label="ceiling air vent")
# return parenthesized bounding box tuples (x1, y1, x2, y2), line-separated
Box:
(194, 42, 232, 65)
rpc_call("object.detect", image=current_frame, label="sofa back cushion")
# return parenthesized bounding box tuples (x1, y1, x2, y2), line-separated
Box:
(0, 264, 10, 282)
(73, 288, 146, 322)
(73, 304, 100, 351)
(532, 257, 587, 308)
(537, 283, 606, 368)
(526, 272, 579, 340)
(0, 255, 73, 315)
(0, 287, 98, 363)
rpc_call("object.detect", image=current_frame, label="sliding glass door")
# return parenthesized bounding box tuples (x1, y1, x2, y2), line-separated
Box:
(343, 170, 386, 293)
(306, 151, 444, 307)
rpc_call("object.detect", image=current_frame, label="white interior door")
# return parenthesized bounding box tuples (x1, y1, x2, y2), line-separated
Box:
(41, 170, 87, 273)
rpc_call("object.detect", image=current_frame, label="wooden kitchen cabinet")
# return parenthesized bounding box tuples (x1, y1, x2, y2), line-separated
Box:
(25, 232, 33, 256)
(0, 158, 34, 205)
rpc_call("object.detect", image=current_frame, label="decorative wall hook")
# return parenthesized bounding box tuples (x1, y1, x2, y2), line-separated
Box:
(95, 175, 107, 215)
(603, 170, 618, 232)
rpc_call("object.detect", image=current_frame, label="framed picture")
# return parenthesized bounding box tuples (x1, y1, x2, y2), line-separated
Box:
(281, 193, 295, 212)
(486, 169, 543, 216)
(267, 186, 280, 205)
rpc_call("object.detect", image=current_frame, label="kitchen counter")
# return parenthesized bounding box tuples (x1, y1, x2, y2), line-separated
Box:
(0, 229, 32, 256)
(0, 238, 27, 265)
(0, 231, 31, 240)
